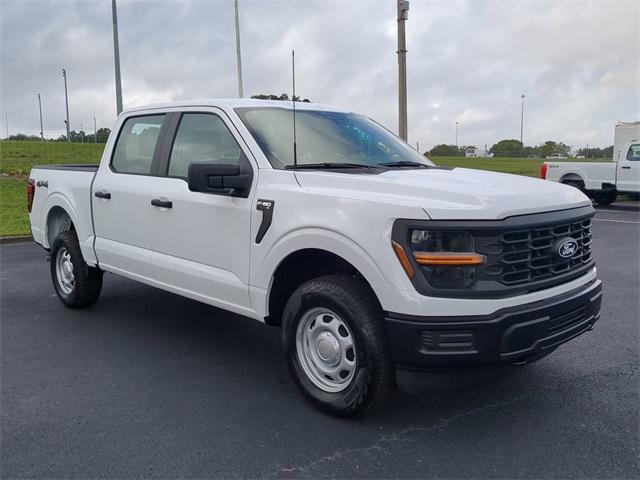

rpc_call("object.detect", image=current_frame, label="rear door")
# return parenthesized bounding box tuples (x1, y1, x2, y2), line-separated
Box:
(148, 108, 256, 314)
(617, 143, 640, 193)
(92, 113, 168, 279)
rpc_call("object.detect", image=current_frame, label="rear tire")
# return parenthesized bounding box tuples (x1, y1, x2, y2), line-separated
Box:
(282, 274, 395, 417)
(50, 230, 103, 308)
(594, 191, 616, 206)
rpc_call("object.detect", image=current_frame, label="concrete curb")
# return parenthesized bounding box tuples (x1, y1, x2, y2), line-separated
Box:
(0, 235, 33, 245)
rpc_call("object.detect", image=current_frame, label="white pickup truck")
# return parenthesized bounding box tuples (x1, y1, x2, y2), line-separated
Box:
(542, 122, 640, 205)
(28, 99, 602, 416)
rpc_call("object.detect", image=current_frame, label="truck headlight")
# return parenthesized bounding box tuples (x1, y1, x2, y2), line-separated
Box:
(393, 230, 485, 289)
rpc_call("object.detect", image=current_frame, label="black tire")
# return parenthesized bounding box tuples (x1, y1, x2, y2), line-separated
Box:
(50, 230, 103, 308)
(594, 191, 616, 206)
(282, 274, 395, 417)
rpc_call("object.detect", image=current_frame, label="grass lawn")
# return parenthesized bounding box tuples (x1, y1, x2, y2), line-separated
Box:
(0, 140, 104, 177)
(0, 141, 617, 237)
(0, 178, 30, 237)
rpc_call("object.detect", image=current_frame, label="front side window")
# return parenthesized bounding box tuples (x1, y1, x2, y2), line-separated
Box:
(626, 144, 640, 161)
(168, 113, 242, 178)
(111, 115, 165, 174)
(235, 107, 433, 169)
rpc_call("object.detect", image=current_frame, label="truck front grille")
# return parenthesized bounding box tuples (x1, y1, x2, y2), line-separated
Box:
(488, 218, 593, 286)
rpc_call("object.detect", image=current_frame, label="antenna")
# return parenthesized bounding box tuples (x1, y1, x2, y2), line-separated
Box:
(292, 50, 298, 167)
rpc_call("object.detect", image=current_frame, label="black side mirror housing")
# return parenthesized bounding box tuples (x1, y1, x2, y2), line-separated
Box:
(188, 161, 252, 197)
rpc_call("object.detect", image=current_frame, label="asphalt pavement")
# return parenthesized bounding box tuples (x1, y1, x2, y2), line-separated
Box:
(1, 205, 639, 479)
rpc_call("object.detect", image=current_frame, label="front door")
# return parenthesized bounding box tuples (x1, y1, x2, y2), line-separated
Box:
(149, 110, 256, 315)
(617, 143, 640, 193)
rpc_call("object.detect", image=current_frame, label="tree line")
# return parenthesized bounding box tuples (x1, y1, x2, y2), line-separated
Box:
(428, 139, 614, 158)
(5, 128, 112, 143)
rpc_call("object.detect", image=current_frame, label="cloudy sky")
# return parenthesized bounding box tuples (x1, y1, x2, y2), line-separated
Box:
(1, 0, 638, 149)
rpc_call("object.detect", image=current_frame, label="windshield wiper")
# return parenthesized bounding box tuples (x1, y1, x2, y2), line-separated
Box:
(285, 162, 374, 170)
(377, 161, 431, 168)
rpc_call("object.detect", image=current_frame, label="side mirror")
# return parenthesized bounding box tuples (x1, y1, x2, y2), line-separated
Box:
(187, 162, 252, 197)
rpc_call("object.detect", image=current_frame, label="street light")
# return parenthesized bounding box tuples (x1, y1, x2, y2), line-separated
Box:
(455, 121, 459, 147)
(397, 0, 409, 141)
(37, 94, 44, 142)
(112, 0, 123, 114)
(520, 94, 525, 145)
(62, 69, 70, 143)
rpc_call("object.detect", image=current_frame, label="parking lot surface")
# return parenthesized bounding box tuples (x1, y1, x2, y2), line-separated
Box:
(1, 205, 639, 479)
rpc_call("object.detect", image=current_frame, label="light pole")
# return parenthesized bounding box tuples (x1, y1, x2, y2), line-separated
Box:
(94, 116, 97, 143)
(80, 123, 84, 143)
(397, 0, 409, 141)
(62, 69, 70, 143)
(37, 94, 44, 141)
(234, 0, 244, 98)
(112, 0, 123, 114)
(5, 112, 8, 139)
(520, 93, 525, 145)
(455, 121, 459, 148)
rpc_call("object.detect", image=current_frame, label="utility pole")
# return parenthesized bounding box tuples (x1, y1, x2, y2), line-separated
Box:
(5, 112, 8, 139)
(455, 121, 459, 147)
(520, 93, 525, 145)
(397, 0, 409, 141)
(37, 94, 44, 141)
(94, 116, 97, 143)
(112, 0, 123, 114)
(62, 69, 70, 143)
(234, 0, 244, 98)
(80, 123, 84, 143)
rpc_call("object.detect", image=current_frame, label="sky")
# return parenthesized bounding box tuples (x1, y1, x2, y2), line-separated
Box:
(1, 0, 639, 150)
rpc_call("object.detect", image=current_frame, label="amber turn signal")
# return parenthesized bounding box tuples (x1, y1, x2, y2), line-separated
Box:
(413, 252, 486, 266)
(392, 241, 415, 279)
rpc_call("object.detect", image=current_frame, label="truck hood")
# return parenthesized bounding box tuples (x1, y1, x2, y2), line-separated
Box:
(294, 167, 591, 220)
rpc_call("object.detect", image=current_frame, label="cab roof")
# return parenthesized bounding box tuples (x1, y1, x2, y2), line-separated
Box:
(122, 98, 351, 115)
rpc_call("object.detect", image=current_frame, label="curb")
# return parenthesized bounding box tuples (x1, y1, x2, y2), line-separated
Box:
(0, 235, 33, 245)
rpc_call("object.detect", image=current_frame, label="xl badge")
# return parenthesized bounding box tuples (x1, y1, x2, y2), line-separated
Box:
(556, 238, 578, 259)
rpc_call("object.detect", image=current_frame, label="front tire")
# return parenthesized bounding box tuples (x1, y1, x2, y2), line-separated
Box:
(593, 191, 616, 206)
(50, 231, 103, 308)
(282, 274, 395, 417)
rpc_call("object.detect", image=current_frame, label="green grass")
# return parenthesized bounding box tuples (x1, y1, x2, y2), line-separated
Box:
(0, 140, 104, 177)
(0, 141, 620, 237)
(0, 178, 30, 237)
(431, 156, 611, 177)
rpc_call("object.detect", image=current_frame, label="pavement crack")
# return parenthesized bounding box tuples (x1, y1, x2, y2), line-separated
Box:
(264, 395, 528, 478)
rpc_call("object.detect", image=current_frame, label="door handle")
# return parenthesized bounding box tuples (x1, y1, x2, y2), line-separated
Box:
(94, 190, 111, 199)
(621, 166, 631, 169)
(151, 198, 173, 209)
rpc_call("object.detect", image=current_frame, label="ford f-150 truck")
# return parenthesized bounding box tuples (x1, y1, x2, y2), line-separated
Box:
(542, 121, 640, 205)
(28, 99, 602, 416)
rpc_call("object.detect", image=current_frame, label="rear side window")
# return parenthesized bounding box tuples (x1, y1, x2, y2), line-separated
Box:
(112, 115, 165, 174)
(168, 113, 242, 178)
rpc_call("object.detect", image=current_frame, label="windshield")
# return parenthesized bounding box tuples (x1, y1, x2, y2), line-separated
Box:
(235, 107, 434, 169)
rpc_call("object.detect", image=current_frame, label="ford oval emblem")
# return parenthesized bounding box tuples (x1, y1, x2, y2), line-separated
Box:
(557, 238, 579, 258)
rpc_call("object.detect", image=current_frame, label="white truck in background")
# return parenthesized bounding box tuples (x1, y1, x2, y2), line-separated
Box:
(542, 122, 640, 205)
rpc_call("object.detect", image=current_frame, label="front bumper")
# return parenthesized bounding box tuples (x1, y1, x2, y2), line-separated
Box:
(384, 279, 602, 370)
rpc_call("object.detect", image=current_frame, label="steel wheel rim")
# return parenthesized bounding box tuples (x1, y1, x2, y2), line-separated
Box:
(55, 247, 75, 295)
(295, 307, 357, 393)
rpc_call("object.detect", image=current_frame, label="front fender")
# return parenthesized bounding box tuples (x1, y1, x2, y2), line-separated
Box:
(256, 226, 391, 300)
